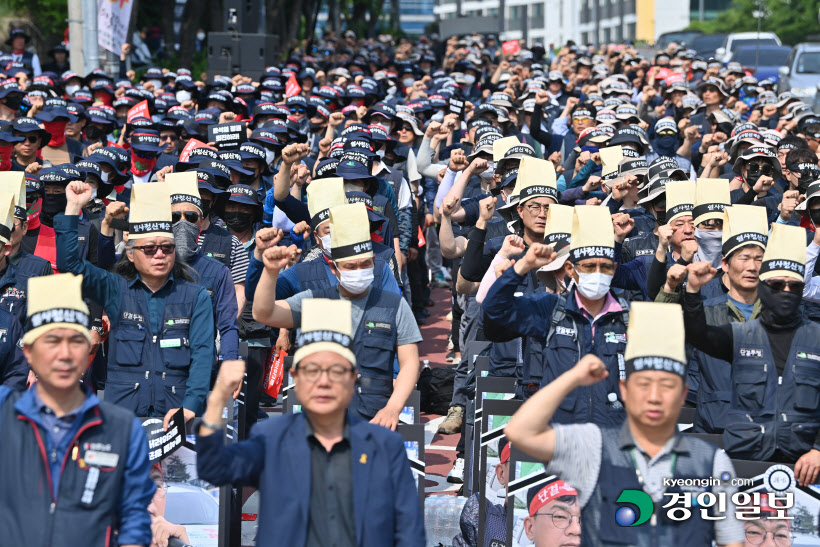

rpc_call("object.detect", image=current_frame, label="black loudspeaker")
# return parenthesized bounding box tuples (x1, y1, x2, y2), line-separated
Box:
(222, 0, 263, 33)
(207, 33, 279, 81)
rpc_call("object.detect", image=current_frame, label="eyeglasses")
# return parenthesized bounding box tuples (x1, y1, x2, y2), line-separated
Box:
(400, 125, 413, 132)
(572, 117, 592, 124)
(289, 107, 305, 114)
(153, 483, 169, 499)
(744, 528, 794, 546)
(524, 202, 550, 214)
(172, 211, 201, 224)
(160, 134, 179, 142)
(534, 509, 581, 529)
(19, 135, 39, 143)
(748, 163, 773, 176)
(295, 363, 354, 383)
(763, 279, 804, 293)
(133, 243, 176, 256)
(575, 262, 616, 274)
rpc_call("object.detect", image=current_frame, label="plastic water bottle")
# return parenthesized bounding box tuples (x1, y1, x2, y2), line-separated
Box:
(425, 495, 467, 546)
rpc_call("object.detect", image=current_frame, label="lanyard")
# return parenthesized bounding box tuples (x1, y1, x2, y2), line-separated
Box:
(628, 449, 677, 489)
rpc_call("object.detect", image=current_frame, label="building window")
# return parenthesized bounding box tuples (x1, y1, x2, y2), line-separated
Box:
(627, 22, 636, 40)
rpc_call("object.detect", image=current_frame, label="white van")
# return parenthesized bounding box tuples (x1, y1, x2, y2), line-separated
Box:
(716, 32, 782, 63)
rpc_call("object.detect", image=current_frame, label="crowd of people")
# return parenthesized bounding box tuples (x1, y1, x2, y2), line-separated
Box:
(0, 22, 818, 547)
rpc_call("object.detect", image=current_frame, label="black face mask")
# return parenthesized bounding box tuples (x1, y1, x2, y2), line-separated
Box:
(309, 121, 325, 133)
(239, 172, 257, 186)
(224, 211, 253, 232)
(41, 192, 67, 225)
(758, 281, 802, 329)
(745, 169, 762, 187)
(200, 200, 211, 218)
(4, 94, 22, 111)
(810, 208, 820, 226)
(85, 125, 105, 142)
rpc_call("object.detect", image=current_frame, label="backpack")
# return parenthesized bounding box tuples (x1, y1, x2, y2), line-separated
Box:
(418, 365, 456, 415)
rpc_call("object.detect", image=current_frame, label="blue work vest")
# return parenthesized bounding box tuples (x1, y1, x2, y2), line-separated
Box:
(0, 390, 133, 547)
(293, 254, 393, 294)
(200, 222, 233, 268)
(724, 319, 820, 461)
(311, 285, 402, 420)
(189, 249, 224, 301)
(582, 426, 716, 547)
(106, 277, 203, 416)
(528, 290, 629, 426)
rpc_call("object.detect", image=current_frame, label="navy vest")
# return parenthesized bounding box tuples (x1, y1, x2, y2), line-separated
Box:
(200, 223, 232, 268)
(724, 319, 820, 461)
(311, 286, 402, 420)
(529, 291, 629, 427)
(106, 276, 203, 416)
(0, 390, 133, 547)
(582, 426, 716, 547)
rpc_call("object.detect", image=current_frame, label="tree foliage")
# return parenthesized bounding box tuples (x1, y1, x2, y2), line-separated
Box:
(2, 0, 67, 55)
(688, 0, 820, 46)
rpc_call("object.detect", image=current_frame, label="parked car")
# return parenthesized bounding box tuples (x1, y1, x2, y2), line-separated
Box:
(656, 30, 703, 50)
(778, 42, 820, 99)
(691, 33, 728, 60)
(716, 32, 782, 63)
(728, 45, 792, 80)
(164, 482, 220, 547)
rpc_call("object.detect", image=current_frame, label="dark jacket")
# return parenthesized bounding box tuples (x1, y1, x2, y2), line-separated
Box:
(0, 385, 154, 547)
(196, 411, 425, 547)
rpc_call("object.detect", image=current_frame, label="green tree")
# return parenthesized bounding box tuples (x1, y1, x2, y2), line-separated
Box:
(1, 0, 67, 56)
(688, 0, 820, 46)
(164, 454, 192, 483)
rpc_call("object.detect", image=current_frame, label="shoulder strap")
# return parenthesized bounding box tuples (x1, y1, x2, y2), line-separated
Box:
(545, 294, 568, 346)
(617, 297, 630, 329)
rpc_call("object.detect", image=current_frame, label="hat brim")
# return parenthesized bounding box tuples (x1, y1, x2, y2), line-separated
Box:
(131, 143, 166, 154)
(22, 322, 91, 346)
(36, 110, 77, 123)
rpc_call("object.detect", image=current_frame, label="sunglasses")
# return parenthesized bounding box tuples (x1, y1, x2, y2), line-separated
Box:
(19, 135, 39, 143)
(133, 150, 159, 160)
(172, 211, 201, 223)
(160, 134, 179, 142)
(134, 243, 176, 256)
(289, 107, 305, 114)
(400, 125, 413, 132)
(764, 279, 804, 293)
(748, 163, 773, 176)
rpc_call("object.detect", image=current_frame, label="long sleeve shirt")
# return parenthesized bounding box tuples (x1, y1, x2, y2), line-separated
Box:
(54, 214, 215, 414)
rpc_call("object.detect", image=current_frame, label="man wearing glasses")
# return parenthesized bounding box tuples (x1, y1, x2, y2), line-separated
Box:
(523, 480, 582, 547)
(484, 207, 635, 425)
(196, 298, 425, 547)
(683, 223, 820, 487)
(742, 498, 794, 547)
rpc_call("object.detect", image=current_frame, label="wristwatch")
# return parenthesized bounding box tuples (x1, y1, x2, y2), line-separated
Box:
(199, 418, 224, 432)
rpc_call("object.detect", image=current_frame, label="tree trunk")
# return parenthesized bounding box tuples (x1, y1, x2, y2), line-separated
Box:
(160, 0, 176, 60)
(327, 0, 338, 33)
(390, 0, 401, 33)
(178, 0, 203, 67)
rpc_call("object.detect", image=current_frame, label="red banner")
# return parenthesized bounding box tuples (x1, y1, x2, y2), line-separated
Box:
(263, 348, 287, 399)
(501, 40, 520, 56)
(285, 73, 301, 98)
(126, 100, 150, 123)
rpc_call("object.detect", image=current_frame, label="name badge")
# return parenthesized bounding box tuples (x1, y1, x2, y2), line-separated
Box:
(160, 338, 181, 348)
(84, 450, 119, 468)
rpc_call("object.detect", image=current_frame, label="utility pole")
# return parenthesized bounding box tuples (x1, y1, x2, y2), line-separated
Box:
(81, 0, 100, 72)
(67, 0, 84, 74)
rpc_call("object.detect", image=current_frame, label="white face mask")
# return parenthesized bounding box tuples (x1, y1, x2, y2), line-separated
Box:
(337, 266, 375, 294)
(402, 77, 415, 88)
(575, 271, 613, 300)
(89, 187, 97, 199)
(196, 32, 206, 41)
(693, 228, 723, 269)
(344, 182, 365, 193)
(463, 74, 476, 86)
(65, 84, 81, 96)
(175, 90, 192, 103)
(264, 148, 276, 165)
(148, 79, 163, 90)
(479, 161, 496, 181)
(431, 111, 444, 122)
(376, 148, 386, 159)
(100, 170, 110, 183)
(319, 233, 332, 258)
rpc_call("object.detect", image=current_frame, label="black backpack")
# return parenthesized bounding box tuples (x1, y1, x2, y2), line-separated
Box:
(418, 365, 456, 415)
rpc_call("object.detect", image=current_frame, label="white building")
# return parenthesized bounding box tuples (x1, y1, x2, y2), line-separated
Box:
(434, 0, 690, 46)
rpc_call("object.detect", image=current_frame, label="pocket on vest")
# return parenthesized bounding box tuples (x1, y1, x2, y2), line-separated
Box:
(722, 420, 773, 460)
(733, 365, 767, 410)
(105, 380, 141, 409)
(114, 329, 145, 366)
(161, 335, 191, 369)
(793, 365, 820, 411)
